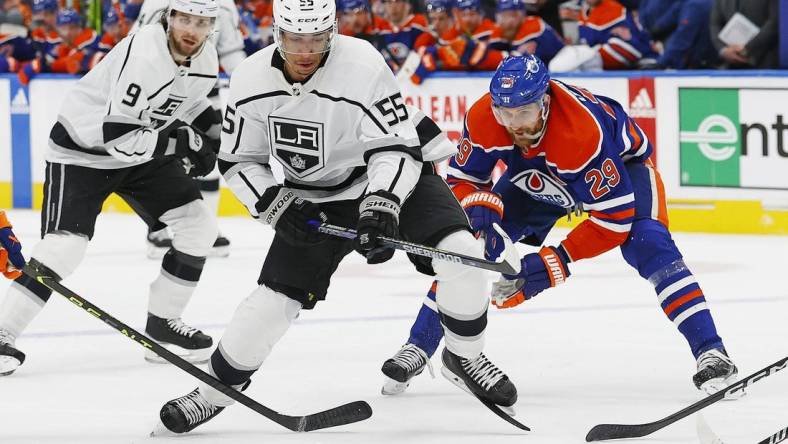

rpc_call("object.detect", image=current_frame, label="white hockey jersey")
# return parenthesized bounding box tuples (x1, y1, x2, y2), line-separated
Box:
(218, 35, 455, 215)
(131, 0, 246, 73)
(48, 23, 218, 169)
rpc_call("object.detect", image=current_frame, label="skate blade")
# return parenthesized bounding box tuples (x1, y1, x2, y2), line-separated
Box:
(440, 366, 517, 417)
(381, 377, 410, 395)
(149, 417, 178, 437)
(704, 375, 744, 399)
(144, 343, 211, 364)
(0, 355, 21, 376)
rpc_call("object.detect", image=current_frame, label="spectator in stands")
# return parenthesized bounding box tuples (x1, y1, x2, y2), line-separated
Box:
(496, 0, 563, 64)
(98, 8, 128, 52)
(380, 0, 428, 70)
(523, 0, 563, 36)
(638, 0, 681, 43)
(709, 0, 778, 69)
(413, 0, 455, 50)
(407, 0, 508, 83)
(1, 0, 30, 27)
(550, 0, 656, 71)
(30, 0, 60, 53)
(0, 0, 35, 72)
(654, 0, 718, 68)
(237, 2, 266, 54)
(338, 0, 393, 63)
(20, 8, 102, 84)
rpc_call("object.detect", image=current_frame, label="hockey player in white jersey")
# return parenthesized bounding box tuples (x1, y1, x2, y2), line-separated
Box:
(134, 0, 247, 257)
(0, 0, 223, 376)
(155, 0, 521, 434)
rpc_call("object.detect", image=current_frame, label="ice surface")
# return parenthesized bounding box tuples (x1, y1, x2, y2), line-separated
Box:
(1, 209, 786, 444)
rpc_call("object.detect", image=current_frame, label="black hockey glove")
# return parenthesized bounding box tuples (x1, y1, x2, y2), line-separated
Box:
(174, 126, 218, 178)
(255, 185, 329, 246)
(354, 190, 400, 264)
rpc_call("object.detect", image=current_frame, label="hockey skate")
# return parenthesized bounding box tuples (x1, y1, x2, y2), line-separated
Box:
(154, 380, 251, 435)
(147, 228, 230, 259)
(144, 314, 213, 364)
(146, 228, 173, 259)
(381, 343, 434, 395)
(441, 348, 517, 415)
(693, 348, 738, 395)
(156, 387, 225, 434)
(0, 329, 25, 376)
(210, 234, 231, 258)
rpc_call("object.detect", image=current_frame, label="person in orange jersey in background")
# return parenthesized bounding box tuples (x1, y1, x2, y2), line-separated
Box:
(407, 0, 509, 84)
(19, 8, 103, 84)
(379, 0, 428, 71)
(0, 211, 24, 280)
(98, 8, 129, 52)
(495, 0, 563, 65)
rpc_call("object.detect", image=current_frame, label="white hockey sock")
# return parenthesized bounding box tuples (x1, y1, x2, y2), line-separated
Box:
(0, 232, 88, 338)
(433, 231, 488, 359)
(0, 284, 45, 338)
(200, 286, 301, 406)
(147, 272, 196, 320)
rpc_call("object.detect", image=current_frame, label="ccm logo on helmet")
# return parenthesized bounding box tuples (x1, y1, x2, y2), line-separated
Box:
(297, 17, 318, 22)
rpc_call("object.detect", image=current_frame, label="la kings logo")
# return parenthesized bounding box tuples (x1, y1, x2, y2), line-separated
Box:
(268, 116, 324, 178)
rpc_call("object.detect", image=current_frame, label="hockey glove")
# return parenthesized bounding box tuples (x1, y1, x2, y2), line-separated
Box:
(255, 185, 329, 246)
(174, 126, 218, 178)
(355, 191, 400, 264)
(459, 190, 508, 261)
(492, 245, 571, 308)
(0, 212, 24, 279)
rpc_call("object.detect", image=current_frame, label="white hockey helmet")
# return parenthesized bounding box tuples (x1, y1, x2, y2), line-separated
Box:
(272, 0, 337, 55)
(168, 0, 219, 18)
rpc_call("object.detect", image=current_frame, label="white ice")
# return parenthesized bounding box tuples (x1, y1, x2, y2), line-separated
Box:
(1, 209, 786, 444)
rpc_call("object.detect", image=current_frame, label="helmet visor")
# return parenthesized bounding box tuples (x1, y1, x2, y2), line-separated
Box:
(277, 27, 334, 55)
(491, 97, 544, 129)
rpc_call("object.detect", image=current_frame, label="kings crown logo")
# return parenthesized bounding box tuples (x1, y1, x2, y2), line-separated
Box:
(290, 154, 306, 170)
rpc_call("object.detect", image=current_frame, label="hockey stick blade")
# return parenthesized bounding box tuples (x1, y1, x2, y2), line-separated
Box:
(310, 221, 518, 274)
(586, 355, 788, 441)
(475, 396, 530, 431)
(24, 259, 373, 432)
(758, 426, 788, 444)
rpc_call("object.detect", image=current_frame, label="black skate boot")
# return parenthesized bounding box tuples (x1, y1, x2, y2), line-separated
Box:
(158, 388, 225, 434)
(144, 314, 213, 364)
(381, 343, 434, 395)
(441, 348, 517, 414)
(146, 228, 172, 260)
(0, 329, 25, 376)
(156, 380, 251, 435)
(209, 234, 231, 258)
(693, 348, 738, 395)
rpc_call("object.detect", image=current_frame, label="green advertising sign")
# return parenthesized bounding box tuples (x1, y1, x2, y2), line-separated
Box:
(679, 88, 740, 187)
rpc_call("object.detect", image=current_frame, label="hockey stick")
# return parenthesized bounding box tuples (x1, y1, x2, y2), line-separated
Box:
(24, 258, 372, 432)
(309, 222, 518, 274)
(586, 355, 788, 441)
(759, 426, 788, 444)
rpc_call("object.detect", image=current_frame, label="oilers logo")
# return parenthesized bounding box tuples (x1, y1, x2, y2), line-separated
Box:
(510, 169, 575, 208)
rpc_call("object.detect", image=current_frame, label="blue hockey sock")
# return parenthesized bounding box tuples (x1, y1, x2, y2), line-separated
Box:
(406, 281, 444, 357)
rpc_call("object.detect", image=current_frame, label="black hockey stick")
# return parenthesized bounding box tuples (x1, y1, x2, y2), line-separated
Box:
(24, 258, 372, 432)
(476, 397, 531, 431)
(309, 222, 518, 274)
(586, 355, 788, 441)
(759, 426, 788, 444)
